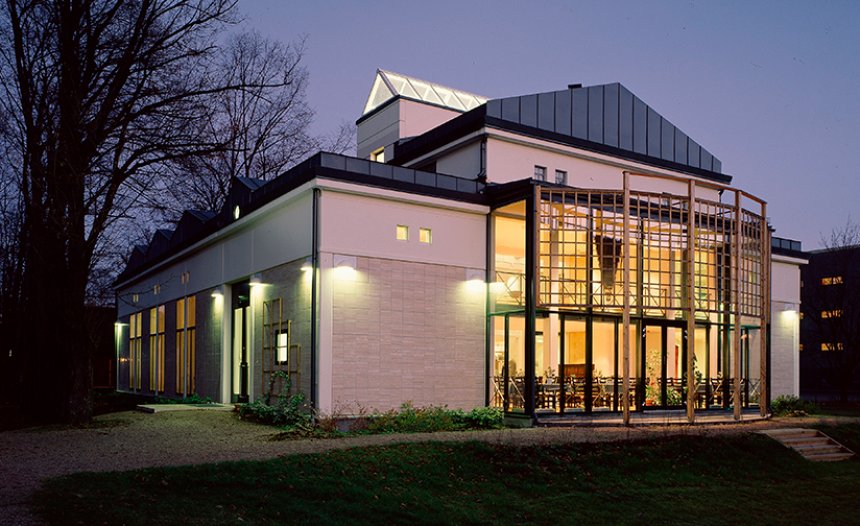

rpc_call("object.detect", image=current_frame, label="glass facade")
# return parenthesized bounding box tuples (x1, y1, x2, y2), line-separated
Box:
(489, 176, 769, 419)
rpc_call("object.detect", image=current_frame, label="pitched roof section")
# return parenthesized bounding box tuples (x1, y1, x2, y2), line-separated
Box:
(363, 69, 488, 116)
(486, 83, 722, 174)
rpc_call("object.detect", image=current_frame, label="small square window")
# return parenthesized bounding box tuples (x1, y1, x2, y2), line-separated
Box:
(555, 170, 567, 185)
(396, 225, 409, 241)
(534, 166, 547, 181)
(371, 147, 385, 163)
(419, 228, 432, 244)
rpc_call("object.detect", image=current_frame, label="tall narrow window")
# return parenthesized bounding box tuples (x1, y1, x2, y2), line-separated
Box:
(555, 170, 568, 185)
(534, 165, 547, 182)
(129, 312, 143, 390)
(176, 296, 197, 395)
(149, 305, 165, 393)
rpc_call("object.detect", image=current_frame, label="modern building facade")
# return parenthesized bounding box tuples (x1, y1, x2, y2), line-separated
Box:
(114, 70, 802, 422)
(800, 245, 860, 402)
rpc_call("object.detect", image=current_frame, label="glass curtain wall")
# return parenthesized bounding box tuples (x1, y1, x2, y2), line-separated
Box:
(490, 180, 768, 417)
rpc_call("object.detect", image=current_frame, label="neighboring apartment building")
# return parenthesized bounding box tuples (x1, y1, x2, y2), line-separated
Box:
(800, 245, 860, 402)
(114, 70, 803, 422)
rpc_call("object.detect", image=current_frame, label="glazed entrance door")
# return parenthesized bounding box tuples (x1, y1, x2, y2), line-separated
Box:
(232, 282, 251, 403)
(641, 322, 686, 409)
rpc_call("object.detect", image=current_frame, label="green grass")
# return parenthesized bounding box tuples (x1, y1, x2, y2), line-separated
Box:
(34, 427, 860, 525)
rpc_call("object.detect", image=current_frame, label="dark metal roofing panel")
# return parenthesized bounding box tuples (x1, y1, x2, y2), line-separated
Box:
(485, 82, 722, 175)
(572, 88, 588, 139)
(554, 89, 571, 135)
(587, 85, 603, 143)
(520, 94, 537, 128)
(603, 83, 619, 148)
(538, 92, 555, 132)
(619, 86, 634, 151)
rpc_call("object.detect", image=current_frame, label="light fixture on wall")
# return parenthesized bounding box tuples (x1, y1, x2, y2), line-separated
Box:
(301, 257, 313, 272)
(333, 254, 357, 270)
(465, 268, 485, 283)
(211, 285, 224, 298)
(250, 273, 263, 287)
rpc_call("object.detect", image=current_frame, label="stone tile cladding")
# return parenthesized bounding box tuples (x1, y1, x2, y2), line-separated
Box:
(331, 256, 485, 413)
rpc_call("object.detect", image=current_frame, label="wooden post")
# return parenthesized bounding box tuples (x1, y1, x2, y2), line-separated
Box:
(622, 172, 631, 426)
(733, 191, 742, 421)
(687, 180, 696, 423)
(760, 203, 769, 417)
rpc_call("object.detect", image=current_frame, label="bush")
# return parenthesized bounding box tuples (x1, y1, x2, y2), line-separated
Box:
(238, 372, 312, 430)
(771, 395, 818, 416)
(361, 403, 504, 434)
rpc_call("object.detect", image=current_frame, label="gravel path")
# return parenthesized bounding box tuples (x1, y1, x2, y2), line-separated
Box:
(1, 410, 857, 526)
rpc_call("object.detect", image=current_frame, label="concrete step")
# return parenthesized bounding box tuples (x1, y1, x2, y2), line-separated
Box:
(757, 428, 856, 462)
(804, 451, 856, 462)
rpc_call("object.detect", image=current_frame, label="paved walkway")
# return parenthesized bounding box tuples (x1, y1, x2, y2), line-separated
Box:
(1, 410, 857, 526)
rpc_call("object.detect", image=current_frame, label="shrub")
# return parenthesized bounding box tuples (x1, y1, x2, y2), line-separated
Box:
(363, 403, 504, 434)
(460, 406, 504, 429)
(771, 395, 818, 416)
(238, 372, 312, 429)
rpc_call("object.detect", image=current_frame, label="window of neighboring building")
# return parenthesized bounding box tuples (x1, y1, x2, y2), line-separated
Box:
(534, 165, 547, 181)
(821, 342, 844, 351)
(371, 147, 385, 163)
(821, 310, 843, 319)
(396, 225, 409, 241)
(799, 344, 804, 351)
(821, 276, 843, 285)
(419, 227, 432, 244)
(149, 305, 165, 393)
(129, 312, 143, 390)
(175, 296, 196, 395)
(153, 283, 161, 295)
(555, 169, 568, 185)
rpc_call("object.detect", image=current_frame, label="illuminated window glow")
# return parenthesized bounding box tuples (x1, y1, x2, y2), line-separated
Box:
(129, 312, 143, 390)
(149, 305, 166, 393)
(821, 276, 843, 285)
(371, 147, 385, 163)
(175, 296, 196, 395)
(419, 228, 432, 244)
(821, 310, 843, 319)
(821, 342, 844, 351)
(396, 224, 409, 241)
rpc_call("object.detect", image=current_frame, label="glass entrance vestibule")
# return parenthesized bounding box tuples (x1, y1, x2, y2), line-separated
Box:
(489, 172, 770, 421)
(491, 311, 763, 415)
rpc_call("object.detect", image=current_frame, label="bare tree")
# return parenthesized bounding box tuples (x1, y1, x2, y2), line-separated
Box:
(0, 0, 275, 423)
(802, 218, 860, 402)
(152, 30, 354, 221)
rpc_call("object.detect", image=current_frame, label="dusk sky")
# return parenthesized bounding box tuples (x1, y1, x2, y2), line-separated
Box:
(242, 0, 859, 250)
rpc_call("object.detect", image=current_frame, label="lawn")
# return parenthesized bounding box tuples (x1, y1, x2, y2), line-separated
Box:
(34, 425, 860, 525)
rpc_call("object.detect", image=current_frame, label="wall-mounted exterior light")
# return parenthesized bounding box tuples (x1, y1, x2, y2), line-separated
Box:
(233, 205, 241, 220)
(250, 273, 263, 287)
(301, 257, 313, 272)
(333, 254, 357, 270)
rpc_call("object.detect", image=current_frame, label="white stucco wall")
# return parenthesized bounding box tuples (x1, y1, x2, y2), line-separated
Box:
(318, 187, 487, 269)
(484, 132, 725, 201)
(770, 255, 805, 398)
(116, 189, 313, 318)
(435, 141, 482, 179)
(357, 99, 461, 159)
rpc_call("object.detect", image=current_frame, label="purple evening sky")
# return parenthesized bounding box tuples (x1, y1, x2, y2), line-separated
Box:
(240, 0, 860, 250)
